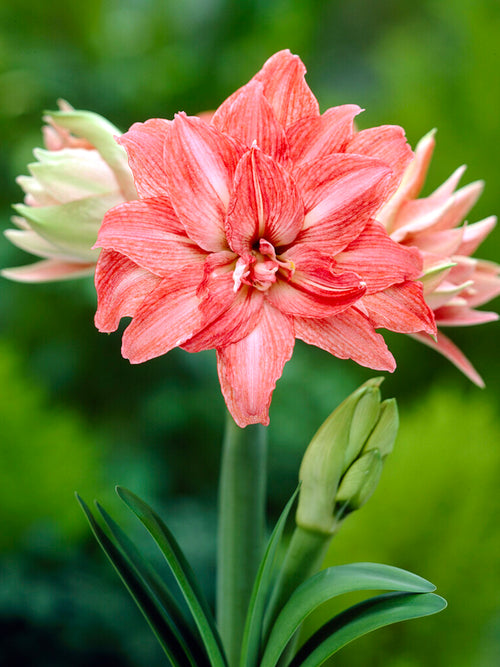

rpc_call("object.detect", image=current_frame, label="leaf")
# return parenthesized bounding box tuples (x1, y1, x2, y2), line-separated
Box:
(261, 562, 437, 667)
(116, 486, 228, 667)
(95, 502, 209, 667)
(288, 591, 447, 667)
(240, 487, 299, 667)
(76, 494, 194, 667)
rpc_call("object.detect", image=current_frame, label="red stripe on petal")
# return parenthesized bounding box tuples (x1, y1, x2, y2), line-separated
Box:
(253, 50, 320, 128)
(96, 197, 206, 278)
(336, 220, 423, 293)
(164, 114, 244, 252)
(361, 281, 436, 335)
(294, 154, 393, 255)
(118, 119, 171, 198)
(95, 250, 161, 332)
(121, 272, 204, 363)
(211, 80, 289, 161)
(286, 105, 362, 166)
(295, 308, 396, 371)
(346, 125, 413, 196)
(216, 303, 295, 427)
(225, 148, 304, 254)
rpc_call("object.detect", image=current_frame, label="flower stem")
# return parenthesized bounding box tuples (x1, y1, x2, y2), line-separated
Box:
(216, 412, 267, 667)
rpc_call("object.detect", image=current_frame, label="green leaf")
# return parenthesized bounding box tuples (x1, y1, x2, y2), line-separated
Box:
(240, 487, 299, 667)
(76, 494, 194, 667)
(95, 502, 209, 667)
(288, 592, 447, 667)
(116, 486, 227, 667)
(261, 562, 437, 667)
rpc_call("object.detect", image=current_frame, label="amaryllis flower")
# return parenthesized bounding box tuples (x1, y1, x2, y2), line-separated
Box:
(2, 100, 137, 282)
(94, 50, 435, 427)
(377, 131, 500, 387)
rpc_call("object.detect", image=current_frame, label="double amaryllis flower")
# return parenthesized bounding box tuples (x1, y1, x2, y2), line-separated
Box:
(94, 50, 436, 426)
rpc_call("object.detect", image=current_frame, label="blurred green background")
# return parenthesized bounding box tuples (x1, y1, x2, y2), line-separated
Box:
(0, 0, 499, 665)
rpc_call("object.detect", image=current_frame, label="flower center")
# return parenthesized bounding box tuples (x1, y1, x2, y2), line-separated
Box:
(233, 239, 295, 292)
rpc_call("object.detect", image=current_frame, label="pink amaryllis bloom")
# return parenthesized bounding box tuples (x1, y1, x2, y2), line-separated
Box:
(2, 101, 137, 283)
(94, 50, 435, 427)
(377, 130, 500, 387)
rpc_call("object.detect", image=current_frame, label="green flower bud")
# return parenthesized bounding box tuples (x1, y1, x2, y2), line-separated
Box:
(296, 378, 398, 535)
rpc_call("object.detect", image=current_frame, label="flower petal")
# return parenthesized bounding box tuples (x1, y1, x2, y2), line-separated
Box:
(434, 305, 499, 327)
(164, 114, 243, 252)
(456, 216, 497, 256)
(2, 259, 94, 283)
(295, 307, 396, 371)
(118, 119, 171, 198)
(211, 80, 288, 160)
(121, 271, 204, 363)
(225, 148, 304, 254)
(95, 250, 161, 332)
(216, 303, 295, 427)
(286, 105, 363, 166)
(411, 331, 484, 387)
(360, 281, 436, 335)
(294, 154, 393, 255)
(346, 125, 413, 196)
(95, 196, 206, 278)
(335, 220, 423, 293)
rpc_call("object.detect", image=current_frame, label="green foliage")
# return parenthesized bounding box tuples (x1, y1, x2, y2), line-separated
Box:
(314, 385, 500, 666)
(0, 340, 103, 548)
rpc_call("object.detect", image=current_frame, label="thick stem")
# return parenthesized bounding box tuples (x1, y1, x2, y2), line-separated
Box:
(216, 412, 267, 667)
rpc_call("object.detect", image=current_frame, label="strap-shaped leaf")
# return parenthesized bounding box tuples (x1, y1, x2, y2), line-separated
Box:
(76, 494, 193, 667)
(116, 486, 227, 667)
(240, 487, 299, 667)
(289, 591, 447, 667)
(95, 502, 209, 667)
(261, 562, 436, 667)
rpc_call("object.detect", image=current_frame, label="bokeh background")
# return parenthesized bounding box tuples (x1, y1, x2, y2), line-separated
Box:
(1, 1, 499, 665)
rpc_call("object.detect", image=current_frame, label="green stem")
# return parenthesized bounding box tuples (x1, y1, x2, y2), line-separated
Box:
(216, 412, 267, 667)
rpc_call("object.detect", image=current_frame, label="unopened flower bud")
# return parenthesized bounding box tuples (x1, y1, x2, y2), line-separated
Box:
(296, 378, 398, 535)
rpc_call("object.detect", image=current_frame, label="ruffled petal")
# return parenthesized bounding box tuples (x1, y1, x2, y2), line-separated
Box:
(164, 114, 244, 252)
(118, 119, 171, 198)
(411, 330, 484, 387)
(95, 250, 161, 332)
(95, 196, 206, 278)
(121, 271, 204, 363)
(295, 307, 396, 371)
(225, 148, 304, 254)
(335, 220, 423, 293)
(286, 105, 362, 166)
(360, 281, 436, 335)
(346, 125, 413, 196)
(216, 303, 295, 427)
(211, 80, 288, 161)
(253, 50, 320, 127)
(294, 154, 392, 254)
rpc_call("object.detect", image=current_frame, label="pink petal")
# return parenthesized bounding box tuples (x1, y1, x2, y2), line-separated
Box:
(253, 50, 320, 127)
(346, 125, 413, 195)
(211, 80, 288, 161)
(216, 303, 295, 427)
(409, 226, 465, 257)
(2, 259, 94, 283)
(286, 105, 363, 167)
(225, 148, 304, 254)
(266, 245, 366, 318)
(294, 153, 393, 255)
(94, 250, 161, 332)
(434, 304, 499, 327)
(163, 114, 244, 252)
(456, 216, 497, 257)
(411, 330, 484, 387)
(121, 271, 204, 363)
(361, 281, 436, 335)
(118, 119, 171, 198)
(95, 197, 206, 278)
(335, 220, 423, 293)
(294, 307, 396, 371)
